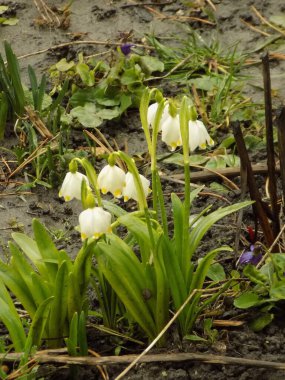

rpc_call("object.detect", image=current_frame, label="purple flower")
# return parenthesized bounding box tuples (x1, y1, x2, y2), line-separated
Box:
(237, 244, 262, 266)
(120, 43, 133, 56)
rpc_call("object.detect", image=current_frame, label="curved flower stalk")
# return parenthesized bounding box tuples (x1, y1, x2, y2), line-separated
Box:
(97, 163, 126, 198)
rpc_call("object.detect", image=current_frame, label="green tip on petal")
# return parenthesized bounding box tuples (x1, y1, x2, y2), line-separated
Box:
(189, 106, 198, 121)
(107, 153, 116, 166)
(69, 159, 78, 173)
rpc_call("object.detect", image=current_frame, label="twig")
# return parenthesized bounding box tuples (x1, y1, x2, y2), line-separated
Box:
(121, 1, 174, 8)
(11, 40, 154, 62)
(277, 106, 285, 215)
(240, 18, 271, 37)
(166, 164, 280, 182)
(190, 164, 239, 190)
(232, 122, 274, 246)
(262, 52, 280, 237)
(251, 6, 285, 37)
(3, 349, 285, 371)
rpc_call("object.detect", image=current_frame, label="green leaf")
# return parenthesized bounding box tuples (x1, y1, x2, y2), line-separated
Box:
(55, 58, 75, 72)
(0, 6, 8, 13)
(269, 15, 285, 28)
(269, 280, 285, 300)
(184, 334, 207, 342)
(249, 313, 274, 332)
(234, 291, 263, 309)
(22, 297, 53, 363)
(243, 264, 268, 286)
(2, 18, 19, 25)
(48, 261, 69, 345)
(139, 55, 164, 74)
(70, 103, 103, 128)
(189, 201, 253, 259)
(205, 156, 227, 169)
(0, 279, 26, 351)
(96, 107, 121, 120)
(0, 92, 8, 139)
(207, 262, 226, 281)
(76, 63, 94, 86)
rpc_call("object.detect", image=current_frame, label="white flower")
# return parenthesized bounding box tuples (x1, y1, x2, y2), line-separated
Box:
(161, 114, 182, 151)
(147, 102, 169, 131)
(123, 172, 150, 202)
(97, 164, 126, 198)
(59, 171, 89, 201)
(188, 120, 214, 152)
(79, 207, 112, 240)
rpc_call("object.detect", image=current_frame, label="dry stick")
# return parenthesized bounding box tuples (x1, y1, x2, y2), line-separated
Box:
(190, 164, 239, 190)
(240, 18, 271, 37)
(262, 52, 280, 237)
(251, 6, 285, 37)
(234, 152, 247, 256)
(12, 40, 154, 62)
(167, 164, 280, 182)
(277, 106, 285, 215)
(115, 289, 200, 380)
(232, 122, 275, 246)
(3, 350, 285, 371)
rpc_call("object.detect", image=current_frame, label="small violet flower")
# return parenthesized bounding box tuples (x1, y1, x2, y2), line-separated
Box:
(79, 207, 112, 240)
(237, 245, 262, 266)
(188, 120, 214, 152)
(123, 172, 150, 202)
(97, 164, 126, 198)
(120, 43, 133, 56)
(59, 171, 89, 201)
(161, 114, 182, 151)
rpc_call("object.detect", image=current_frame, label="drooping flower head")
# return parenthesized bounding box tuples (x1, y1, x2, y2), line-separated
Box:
(97, 164, 126, 198)
(123, 172, 150, 202)
(188, 119, 214, 152)
(147, 102, 169, 131)
(59, 171, 89, 202)
(161, 114, 182, 151)
(79, 207, 112, 240)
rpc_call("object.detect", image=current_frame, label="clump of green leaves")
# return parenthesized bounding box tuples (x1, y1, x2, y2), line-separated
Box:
(234, 253, 285, 331)
(49, 50, 164, 128)
(0, 5, 19, 26)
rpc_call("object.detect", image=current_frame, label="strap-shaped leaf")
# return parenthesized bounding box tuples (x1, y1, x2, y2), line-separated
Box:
(48, 261, 69, 345)
(0, 279, 26, 351)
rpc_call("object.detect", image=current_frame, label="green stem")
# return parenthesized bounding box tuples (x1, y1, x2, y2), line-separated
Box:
(180, 97, 191, 280)
(74, 157, 103, 207)
(117, 151, 156, 251)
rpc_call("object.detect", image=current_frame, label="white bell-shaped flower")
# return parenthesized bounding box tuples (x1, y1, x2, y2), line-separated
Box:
(79, 207, 112, 240)
(147, 102, 169, 131)
(189, 120, 214, 152)
(97, 164, 126, 198)
(123, 172, 150, 202)
(59, 171, 89, 201)
(161, 114, 182, 151)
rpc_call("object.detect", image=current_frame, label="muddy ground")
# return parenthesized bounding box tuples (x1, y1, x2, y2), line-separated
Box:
(1, 0, 285, 379)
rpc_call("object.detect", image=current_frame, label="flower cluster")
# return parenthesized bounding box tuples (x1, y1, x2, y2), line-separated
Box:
(147, 101, 214, 152)
(59, 162, 150, 241)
